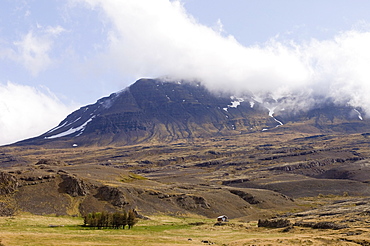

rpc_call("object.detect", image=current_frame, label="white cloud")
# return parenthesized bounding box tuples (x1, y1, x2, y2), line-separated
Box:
(12, 31, 53, 76)
(0, 82, 75, 145)
(6, 25, 65, 76)
(76, 0, 370, 115)
(301, 31, 370, 113)
(77, 0, 308, 89)
(44, 25, 66, 36)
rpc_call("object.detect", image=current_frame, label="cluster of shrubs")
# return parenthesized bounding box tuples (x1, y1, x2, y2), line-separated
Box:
(83, 210, 138, 229)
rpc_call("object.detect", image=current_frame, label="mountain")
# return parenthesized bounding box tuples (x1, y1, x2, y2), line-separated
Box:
(15, 78, 369, 147)
(4, 78, 370, 224)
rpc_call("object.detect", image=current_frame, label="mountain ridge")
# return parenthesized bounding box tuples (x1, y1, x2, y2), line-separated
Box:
(14, 78, 369, 147)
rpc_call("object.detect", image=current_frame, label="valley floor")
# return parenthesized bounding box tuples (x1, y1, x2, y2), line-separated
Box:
(1, 195, 370, 246)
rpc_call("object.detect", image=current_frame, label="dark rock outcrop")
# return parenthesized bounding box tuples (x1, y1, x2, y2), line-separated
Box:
(59, 174, 87, 197)
(175, 194, 210, 209)
(94, 186, 128, 207)
(258, 219, 292, 228)
(0, 201, 16, 216)
(229, 189, 260, 204)
(0, 172, 18, 195)
(294, 221, 348, 230)
(36, 159, 67, 166)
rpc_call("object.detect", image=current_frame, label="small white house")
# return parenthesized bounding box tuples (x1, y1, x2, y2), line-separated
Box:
(217, 215, 228, 222)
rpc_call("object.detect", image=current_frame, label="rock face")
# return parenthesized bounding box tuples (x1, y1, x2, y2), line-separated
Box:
(59, 174, 88, 197)
(14, 78, 370, 147)
(94, 186, 128, 207)
(0, 172, 18, 195)
(36, 159, 66, 166)
(175, 194, 211, 209)
(229, 189, 260, 204)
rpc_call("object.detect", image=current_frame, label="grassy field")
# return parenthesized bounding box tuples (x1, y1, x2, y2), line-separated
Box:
(0, 213, 368, 246)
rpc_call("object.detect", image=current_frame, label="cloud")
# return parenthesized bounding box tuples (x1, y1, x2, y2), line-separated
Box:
(12, 31, 53, 76)
(294, 30, 370, 115)
(76, 0, 370, 115)
(7, 25, 65, 76)
(0, 82, 75, 145)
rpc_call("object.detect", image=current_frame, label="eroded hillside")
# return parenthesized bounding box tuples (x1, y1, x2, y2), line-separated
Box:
(1, 129, 370, 221)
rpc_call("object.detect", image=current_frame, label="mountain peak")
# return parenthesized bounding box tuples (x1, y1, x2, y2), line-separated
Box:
(15, 78, 368, 147)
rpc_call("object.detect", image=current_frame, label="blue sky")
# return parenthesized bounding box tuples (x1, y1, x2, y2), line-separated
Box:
(184, 0, 370, 44)
(1, 0, 370, 145)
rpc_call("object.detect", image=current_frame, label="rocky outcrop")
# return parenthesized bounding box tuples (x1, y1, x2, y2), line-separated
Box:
(229, 189, 260, 204)
(270, 158, 363, 173)
(294, 221, 348, 230)
(0, 172, 18, 195)
(175, 194, 210, 209)
(94, 186, 128, 207)
(36, 158, 67, 166)
(0, 201, 16, 216)
(59, 174, 87, 197)
(258, 219, 291, 228)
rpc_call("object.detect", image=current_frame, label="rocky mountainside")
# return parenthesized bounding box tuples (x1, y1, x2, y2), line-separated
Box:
(2, 78, 370, 227)
(15, 78, 369, 147)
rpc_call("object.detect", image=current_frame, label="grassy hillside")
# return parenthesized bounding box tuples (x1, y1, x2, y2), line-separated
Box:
(0, 202, 370, 246)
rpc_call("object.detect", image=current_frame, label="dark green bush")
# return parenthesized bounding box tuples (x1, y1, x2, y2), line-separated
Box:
(83, 210, 138, 229)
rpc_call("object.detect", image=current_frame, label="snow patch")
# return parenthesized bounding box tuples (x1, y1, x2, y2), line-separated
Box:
(229, 96, 244, 108)
(45, 116, 95, 139)
(64, 117, 81, 127)
(273, 117, 284, 126)
(266, 107, 283, 127)
(267, 107, 275, 117)
(46, 121, 68, 134)
(45, 127, 82, 139)
(354, 109, 363, 120)
(222, 96, 245, 112)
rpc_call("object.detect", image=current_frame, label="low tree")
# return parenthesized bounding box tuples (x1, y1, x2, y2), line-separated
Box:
(120, 210, 128, 229)
(127, 210, 138, 229)
(83, 210, 137, 229)
(112, 212, 121, 229)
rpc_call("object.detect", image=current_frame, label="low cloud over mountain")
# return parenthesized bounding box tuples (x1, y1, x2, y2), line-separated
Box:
(79, 0, 370, 115)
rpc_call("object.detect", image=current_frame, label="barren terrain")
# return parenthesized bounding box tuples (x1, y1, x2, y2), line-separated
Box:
(1, 128, 370, 244)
